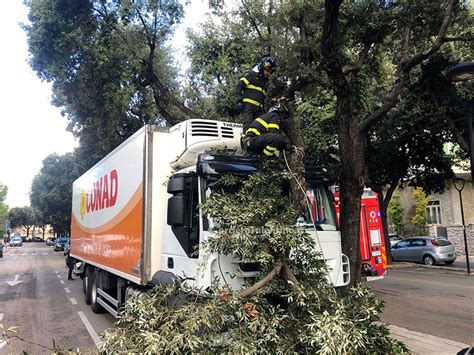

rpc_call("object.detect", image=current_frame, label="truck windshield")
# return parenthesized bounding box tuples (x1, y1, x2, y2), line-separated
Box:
(204, 175, 337, 231)
(302, 181, 338, 231)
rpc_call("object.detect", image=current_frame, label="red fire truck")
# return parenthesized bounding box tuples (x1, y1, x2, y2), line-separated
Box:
(334, 189, 388, 280)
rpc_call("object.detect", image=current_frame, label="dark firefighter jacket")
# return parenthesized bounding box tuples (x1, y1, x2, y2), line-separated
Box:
(234, 70, 269, 109)
(241, 111, 285, 157)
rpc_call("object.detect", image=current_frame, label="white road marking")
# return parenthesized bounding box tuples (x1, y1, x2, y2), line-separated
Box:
(0, 313, 6, 349)
(57, 275, 61, 278)
(64, 287, 71, 294)
(55, 271, 59, 274)
(78, 311, 101, 346)
(60, 280, 65, 285)
(21, 253, 27, 256)
(6, 275, 22, 287)
(70, 298, 78, 305)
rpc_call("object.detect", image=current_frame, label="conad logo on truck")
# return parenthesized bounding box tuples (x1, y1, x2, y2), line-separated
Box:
(80, 170, 119, 220)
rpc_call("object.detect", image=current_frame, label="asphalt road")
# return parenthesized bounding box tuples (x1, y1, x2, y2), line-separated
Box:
(369, 267, 474, 345)
(0, 242, 115, 353)
(1, 243, 473, 352)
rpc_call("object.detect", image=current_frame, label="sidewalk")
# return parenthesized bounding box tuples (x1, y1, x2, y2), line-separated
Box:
(388, 255, 474, 274)
(389, 324, 472, 354)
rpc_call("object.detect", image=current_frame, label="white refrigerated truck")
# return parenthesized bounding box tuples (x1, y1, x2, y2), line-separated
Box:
(71, 119, 349, 316)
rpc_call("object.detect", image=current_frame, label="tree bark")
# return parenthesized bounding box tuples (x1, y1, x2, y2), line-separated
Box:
(238, 260, 283, 298)
(321, 0, 363, 290)
(281, 119, 307, 218)
(337, 96, 364, 289)
(372, 182, 398, 264)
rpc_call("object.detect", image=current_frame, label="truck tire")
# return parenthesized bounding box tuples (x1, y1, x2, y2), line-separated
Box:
(84, 268, 92, 305)
(90, 270, 105, 314)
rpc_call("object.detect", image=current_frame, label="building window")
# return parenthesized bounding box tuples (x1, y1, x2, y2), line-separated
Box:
(426, 200, 442, 224)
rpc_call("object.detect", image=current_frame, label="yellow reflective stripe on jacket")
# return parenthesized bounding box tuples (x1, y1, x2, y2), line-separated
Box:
(245, 128, 261, 136)
(268, 123, 279, 130)
(246, 84, 266, 95)
(263, 148, 274, 156)
(256, 117, 269, 129)
(240, 77, 250, 86)
(265, 145, 277, 152)
(243, 98, 263, 107)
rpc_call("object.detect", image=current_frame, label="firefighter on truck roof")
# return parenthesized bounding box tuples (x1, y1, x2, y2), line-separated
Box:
(240, 101, 294, 157)
(234, 56, 276, 132)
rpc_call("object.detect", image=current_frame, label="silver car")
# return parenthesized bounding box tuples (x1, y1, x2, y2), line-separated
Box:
(9, 236, 23, 247)
(391, 237, 456, 266)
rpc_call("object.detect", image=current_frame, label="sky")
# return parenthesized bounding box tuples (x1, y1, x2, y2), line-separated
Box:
(0, 0, 208, 209)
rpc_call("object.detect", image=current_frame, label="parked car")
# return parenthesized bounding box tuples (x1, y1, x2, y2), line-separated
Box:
(46, 237, 56, 246)
(21, 236, 28, 243)
(0, 241, 4, 257)
(31, 237, 44, 242)
(9, 236, 23, 247)
(391, 237, 456, 265)
(389, 234, 404, 246)
(54, 237, 70, 252)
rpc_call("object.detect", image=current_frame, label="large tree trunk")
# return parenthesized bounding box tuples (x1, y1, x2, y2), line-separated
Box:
(372, 183, 398, 264)
(337, 96, 364, 290)
(281, 119, 307, 218)
(321, 0, 364, 291)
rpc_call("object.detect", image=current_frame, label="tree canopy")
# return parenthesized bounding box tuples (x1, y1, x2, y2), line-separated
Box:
(30, 153, 81, 236)
(8, 206, 36, 237)
(0, 182, 8, 235)
(24, 0, 473, 285)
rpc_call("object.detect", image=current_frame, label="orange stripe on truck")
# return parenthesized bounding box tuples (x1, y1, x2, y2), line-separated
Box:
(71, 183, 143, 279)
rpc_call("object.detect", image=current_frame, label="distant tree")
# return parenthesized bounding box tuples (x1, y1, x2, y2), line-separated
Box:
(32, 208, 48, 239)
(30, 153, 82, 236)
(9, 206, 36, 238)
(411, 188, 428, 229)
(0, 182, 8, 235)
(388, 193, 404, 235)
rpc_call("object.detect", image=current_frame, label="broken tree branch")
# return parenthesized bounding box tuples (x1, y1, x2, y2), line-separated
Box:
(238, 260, 283, 298)
(281, 262, 300, 287)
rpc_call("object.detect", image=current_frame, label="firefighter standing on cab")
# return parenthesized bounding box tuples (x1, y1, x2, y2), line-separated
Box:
(234, 56, 276, 130)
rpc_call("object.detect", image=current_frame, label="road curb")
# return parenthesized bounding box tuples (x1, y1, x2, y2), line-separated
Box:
(387, 262, 473, 275)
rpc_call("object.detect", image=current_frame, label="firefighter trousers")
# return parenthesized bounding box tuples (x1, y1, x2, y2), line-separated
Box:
(243, 133, 286, 156)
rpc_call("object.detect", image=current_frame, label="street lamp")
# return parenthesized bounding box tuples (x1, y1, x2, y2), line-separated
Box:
(452, 177, 470, 274)
(445, 62, 474, 187)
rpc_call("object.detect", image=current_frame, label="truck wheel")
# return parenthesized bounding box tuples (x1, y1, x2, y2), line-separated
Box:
(90, 270, 105, 314)
(84, 268, 92, 305)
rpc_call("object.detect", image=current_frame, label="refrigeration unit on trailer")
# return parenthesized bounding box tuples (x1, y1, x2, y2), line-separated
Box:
(71, 120, 349, 317)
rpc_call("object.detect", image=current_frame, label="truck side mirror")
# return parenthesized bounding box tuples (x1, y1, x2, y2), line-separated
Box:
(167, 174, 186, 193)
(166, 174, 192, 229)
